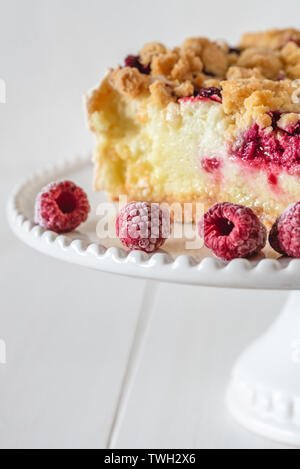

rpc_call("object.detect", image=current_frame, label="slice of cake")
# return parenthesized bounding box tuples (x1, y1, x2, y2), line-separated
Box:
(86, 28, 300, 226)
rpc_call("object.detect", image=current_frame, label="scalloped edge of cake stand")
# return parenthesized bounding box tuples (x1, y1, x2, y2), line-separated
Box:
(7, 155, 300, 289)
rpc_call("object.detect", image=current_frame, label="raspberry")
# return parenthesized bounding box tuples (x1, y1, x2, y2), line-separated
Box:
(116, 201, 169, 253)
(231, 121, 300, 174)
(199, 202, 267, 261)
(35, 180, 90, 233)
(180, 87, 222, 104)
(124, 55, 151, 74)
(195, 87, 222, 103)
(201, 157, 221, 173)
(269, 202, 300, 257)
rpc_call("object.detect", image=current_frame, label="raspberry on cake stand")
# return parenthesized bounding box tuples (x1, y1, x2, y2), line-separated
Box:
(7, 155, 300, 447)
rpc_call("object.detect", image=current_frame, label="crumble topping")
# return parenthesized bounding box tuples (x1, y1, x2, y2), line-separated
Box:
(236, 47, 282, 79)
(87, 28, 300, 129)
(226, 66, 264, 80)
(277, 111, 299, 127)
(173, 80, 194, 98)
(239, 28, 300, 50)
(221, 78, 300, 129)
(139, 42, 167, 65)
(151, 50, 181, 78)
(280, 42, 300, 79)
(256, 113, 272, 129)
(109, 67, 151, 98)
(149, 81, 175, 107)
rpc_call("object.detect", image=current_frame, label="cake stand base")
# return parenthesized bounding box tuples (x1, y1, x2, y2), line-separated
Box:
(227, 291, 300, 446)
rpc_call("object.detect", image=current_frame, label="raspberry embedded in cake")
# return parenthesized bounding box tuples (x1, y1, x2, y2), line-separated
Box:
(86, 28, 300, 227)
(201, 157, 222, 174)
(230, 116, 300, 175)
(180, 87, 223, 104)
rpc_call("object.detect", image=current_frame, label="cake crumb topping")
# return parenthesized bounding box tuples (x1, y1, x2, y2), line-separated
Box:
(221, 77, 300, 129)
(109, 67, 151, 98)
(139, 42, 167, 65)
(239, 28, 300, 50)
(226, 66, 264, 80)
(88, 28, 300, 131)
(237, 47, 282, 79)
(280, 42, 300, 79)
(149, 81, 175, 106)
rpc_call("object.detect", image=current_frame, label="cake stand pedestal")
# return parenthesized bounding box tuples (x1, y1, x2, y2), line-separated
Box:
(228, 291, 300, 446)
(7, 155, 300, 447)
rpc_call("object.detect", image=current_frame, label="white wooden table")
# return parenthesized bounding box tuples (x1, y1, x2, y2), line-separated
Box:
(0, 0, 298, 449)
(0, 203, 291, 448)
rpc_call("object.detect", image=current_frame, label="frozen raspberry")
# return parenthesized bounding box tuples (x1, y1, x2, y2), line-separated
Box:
(35, 180, 90, 233)
(199, 202, 267, 261)
(116, 201, 169, 253)
(124, 55, 151, 74)
(269, 202, 300, 257)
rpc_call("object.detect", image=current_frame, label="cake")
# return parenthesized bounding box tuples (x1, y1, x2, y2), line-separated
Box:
(85, 28, 300, 226)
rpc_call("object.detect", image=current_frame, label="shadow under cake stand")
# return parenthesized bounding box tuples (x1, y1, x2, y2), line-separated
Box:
(7, 155, 300, 447)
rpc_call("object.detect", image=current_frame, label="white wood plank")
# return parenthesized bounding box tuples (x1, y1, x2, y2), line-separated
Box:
(114, 283, 292, 449)
(107, 281, 159, 449)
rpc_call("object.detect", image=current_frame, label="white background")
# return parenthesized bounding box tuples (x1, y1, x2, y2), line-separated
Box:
(0, 0, 299, 449)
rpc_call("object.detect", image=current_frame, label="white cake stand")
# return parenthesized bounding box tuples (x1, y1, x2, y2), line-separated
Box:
(7, 155, 300, 447)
